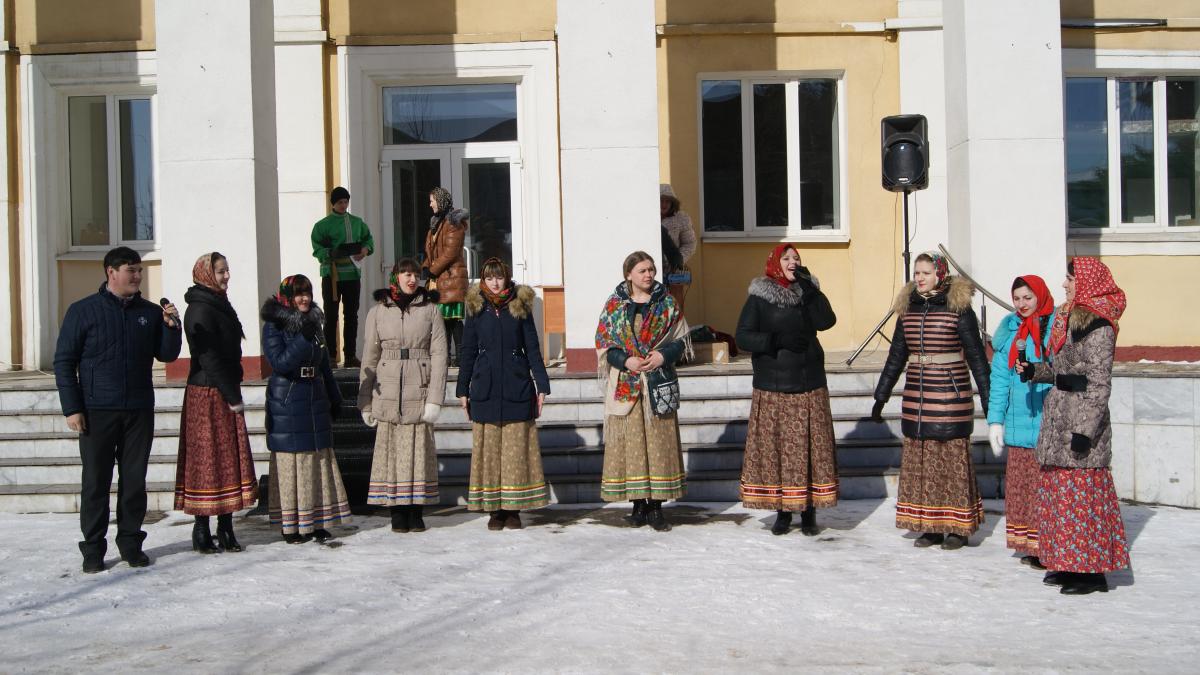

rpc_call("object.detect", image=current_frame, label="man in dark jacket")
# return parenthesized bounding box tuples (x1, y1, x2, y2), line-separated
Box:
(54, 247, 182, 573)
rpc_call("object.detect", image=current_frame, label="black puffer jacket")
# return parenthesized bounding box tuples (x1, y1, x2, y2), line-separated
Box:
(184, 284, 245, 405)
(735, 271, 836, 394)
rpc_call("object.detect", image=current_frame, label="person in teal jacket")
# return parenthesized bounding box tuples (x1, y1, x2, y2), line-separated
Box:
(311, 186, 375, 368)
(987, 274, 1054, 569)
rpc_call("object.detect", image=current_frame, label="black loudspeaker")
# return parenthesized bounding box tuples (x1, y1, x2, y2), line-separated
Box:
(881, 114, 929, 192)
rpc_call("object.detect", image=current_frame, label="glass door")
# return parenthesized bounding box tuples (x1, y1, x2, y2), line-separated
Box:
(380, 148, 451, 274)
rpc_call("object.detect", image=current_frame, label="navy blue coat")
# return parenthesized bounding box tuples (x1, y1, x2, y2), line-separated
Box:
(260, 298, 342, 452)
(54, 283, 182, 416)
(456, 285, 550, 423)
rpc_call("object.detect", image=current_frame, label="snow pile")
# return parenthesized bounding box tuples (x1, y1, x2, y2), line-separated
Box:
(0, 500, 1197, 673)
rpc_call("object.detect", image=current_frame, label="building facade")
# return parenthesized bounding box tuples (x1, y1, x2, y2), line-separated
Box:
(1, 0, 1197, 375)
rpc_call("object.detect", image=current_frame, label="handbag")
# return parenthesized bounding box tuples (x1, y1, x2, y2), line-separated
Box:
(645, 366, 681, 417)
(666, 264, 692, 286)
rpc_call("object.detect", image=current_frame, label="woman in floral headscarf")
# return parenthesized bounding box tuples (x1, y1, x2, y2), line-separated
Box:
(423, 187, 469, 366)
(175, 252, 257, 553)
(595, 251, 691, 531)
(872, 251, 991, 550)
(987, 275, 1055, 569)
(735, 244, 838, 536)
(358, 258, 447, 534)
(261, 274, 351, 544)
(1019, 258, 1130, 595)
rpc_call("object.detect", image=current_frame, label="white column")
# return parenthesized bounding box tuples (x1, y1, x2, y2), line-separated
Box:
(0, 13, 14, 370)
(157, 0, 281, 378)
(896, 0, 949, 261)
(943, 0, 1068, 304)
(274, 0, 328, 286)
(557, 0, 661, 372)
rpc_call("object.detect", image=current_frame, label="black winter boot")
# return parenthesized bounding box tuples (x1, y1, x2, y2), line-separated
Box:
(799, 507, 819, 536)
(1060, 572, 1109, 595)
(771, 511, 792, 535)
(1043, 571, 1070, 587)
(391, 506, 411, 533)
(410, 505, 427, 532)
(913, 533, 945, 548)
(192, 516, 218, 554)
(313, 528, 334, 542)
(647, 500, 671, 532)
(216, 513, 242, 552)
(629, 500, 648, 528)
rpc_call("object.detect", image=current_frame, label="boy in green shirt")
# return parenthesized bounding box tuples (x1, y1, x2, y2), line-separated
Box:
(311, 186, 375, 367)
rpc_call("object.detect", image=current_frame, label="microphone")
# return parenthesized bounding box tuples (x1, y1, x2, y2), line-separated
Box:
(159, 297, 180, 324)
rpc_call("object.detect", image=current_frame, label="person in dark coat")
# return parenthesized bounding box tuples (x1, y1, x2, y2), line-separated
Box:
(735, 244, 838, 536)
(872, 251, 990, 550)
(457, 258, 552, 530)
(174, 252, 258, 554)
(260, 275, 351, 544)
(53, 246, 182, 573)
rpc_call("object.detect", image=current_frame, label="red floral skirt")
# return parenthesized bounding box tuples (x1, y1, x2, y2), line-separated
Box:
(1037, 466, 1130, 573)
(1004, 446, 1041, 554)
(174, 385, 259, 515)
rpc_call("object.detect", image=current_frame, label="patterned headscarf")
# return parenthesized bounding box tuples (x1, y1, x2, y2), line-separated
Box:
(920, 250, 950, 287)
(594, 281, 682, 403)
(1048, 257, 1126, 355)
(192, 252, 225, 295)
(1007, 275, 1055, 369)
(763, 244, 799, 288)
(430, 187, 453, 219)
(479, 257, 514, 308)
(275, 275, 302, 309)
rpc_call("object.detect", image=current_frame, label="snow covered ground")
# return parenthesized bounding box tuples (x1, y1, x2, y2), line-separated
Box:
(1, 499, 1197, 674)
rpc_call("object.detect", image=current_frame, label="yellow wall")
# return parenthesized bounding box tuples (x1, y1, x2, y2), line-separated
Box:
(57, 260, 162, 324)
(13, 0, 153, 51)
(1096, 256, 1200, 347)
(1061, 0, 1200, 50)
(656, 28, 902, 351)
(657, 0, 896, 25)
(329, 0, 554, 41)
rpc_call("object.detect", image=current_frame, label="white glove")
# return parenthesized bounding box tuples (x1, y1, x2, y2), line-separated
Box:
(422, 403, 441, 424)
(228, 402, 245, 414)
(361, 410, 378, 428)
(988, 423, 1005, 455)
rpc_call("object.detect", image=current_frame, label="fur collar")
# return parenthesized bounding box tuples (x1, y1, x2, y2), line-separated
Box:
(747, 276, 803, 308)
(1068, 306, 1111, 340)
(260, 296, 325, 334)
(464, 284, 535, 319)
(892, 275, 974, 315)
(370, 287, 438, 307)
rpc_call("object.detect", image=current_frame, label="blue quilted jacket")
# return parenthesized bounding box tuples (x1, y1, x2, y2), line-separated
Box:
(987, 311, 1053, 449)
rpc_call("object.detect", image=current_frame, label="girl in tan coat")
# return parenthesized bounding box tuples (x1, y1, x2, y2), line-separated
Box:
(359, 258, 448, 533)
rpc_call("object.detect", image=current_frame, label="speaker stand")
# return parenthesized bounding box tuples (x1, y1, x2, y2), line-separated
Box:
(845, 189, 912, 367)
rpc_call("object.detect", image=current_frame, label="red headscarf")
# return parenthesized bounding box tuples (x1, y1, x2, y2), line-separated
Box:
(764, 244, 798, 287)
(1007, 275, 1055, 368)
(1048, 257, 1126, 355)
(192, 252, 225, 295)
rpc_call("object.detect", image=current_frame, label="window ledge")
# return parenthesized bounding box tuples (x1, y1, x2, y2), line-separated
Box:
(702, 232, 850, 244)
(1068, 230, 1200, 256)
(1068, 230, 1200, 243)
(57, 249, 162, 262)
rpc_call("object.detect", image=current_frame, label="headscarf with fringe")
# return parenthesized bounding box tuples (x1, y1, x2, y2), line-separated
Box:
(763, 243, 799, 288)
(1048, 257, 1126, 355)
(1007, 274, 1055, 369)
(594, 280, 687, 404)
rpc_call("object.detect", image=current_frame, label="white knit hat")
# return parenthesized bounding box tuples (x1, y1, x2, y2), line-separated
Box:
(660, 183, 676, 198)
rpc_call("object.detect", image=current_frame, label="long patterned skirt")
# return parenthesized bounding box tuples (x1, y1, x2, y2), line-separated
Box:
(1037, 466, 1130, 573)
(268, 449, 352, 535)
(467, 421, 549, 511)
(1004, 446, 1041, 554)
(367, 421, 440, 506)
(174, 385, 258, 515)
(601, 397, 685, 502)
(740, 388, 839, 511)
(896, 437, 984, 536)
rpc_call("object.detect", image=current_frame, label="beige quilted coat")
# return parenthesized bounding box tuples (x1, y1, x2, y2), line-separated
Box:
(358, 291, 448, 424)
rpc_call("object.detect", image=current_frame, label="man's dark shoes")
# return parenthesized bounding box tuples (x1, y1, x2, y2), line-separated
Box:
(799, 507, 819, 536)
(913, 533, 945, 548)
(82, 554, 105, 574)
(771, 511, 792, 535)
(121, 550, 151, 568)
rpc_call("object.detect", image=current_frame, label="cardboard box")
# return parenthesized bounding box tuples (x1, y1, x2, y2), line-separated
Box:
(689, 341, 730, 365)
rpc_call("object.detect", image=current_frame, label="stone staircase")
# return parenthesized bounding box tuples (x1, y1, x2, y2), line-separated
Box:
(0, 362, 999, 512)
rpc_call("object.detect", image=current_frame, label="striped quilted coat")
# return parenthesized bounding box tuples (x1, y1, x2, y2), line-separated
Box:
(873, 276, 990, 441)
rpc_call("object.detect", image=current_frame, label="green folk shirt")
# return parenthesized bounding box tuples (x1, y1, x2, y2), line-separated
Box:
(311, 211, 376, 281)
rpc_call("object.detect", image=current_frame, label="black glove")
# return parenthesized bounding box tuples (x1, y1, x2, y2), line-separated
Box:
(1070, 433, 1091, 454)
(300, 322, 319, 342)
(870, 399, 886, 423)
(1018, 361, 1035, 382)
(772, 332, 809, 353)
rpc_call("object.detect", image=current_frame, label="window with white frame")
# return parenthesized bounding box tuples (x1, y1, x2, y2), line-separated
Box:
(67, 95, 155, 247)
(700, 75, 845, 236)
(1065, 76, 1200, 231)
